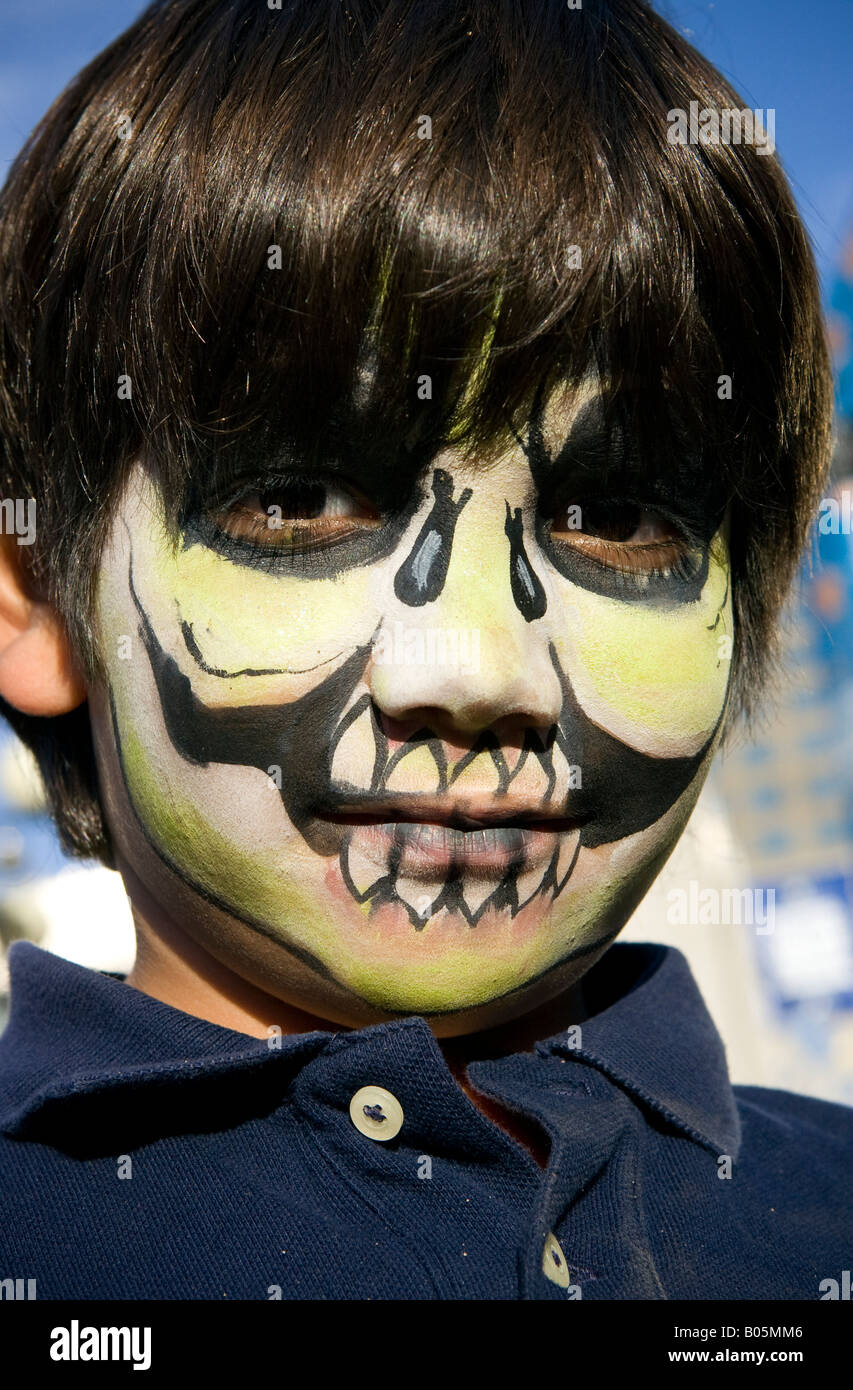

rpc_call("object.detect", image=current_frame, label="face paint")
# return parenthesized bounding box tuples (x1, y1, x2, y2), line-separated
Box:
(393, 468, 472, 605)
(93, 395, 732, 1025)
(504, 502, 548, 621)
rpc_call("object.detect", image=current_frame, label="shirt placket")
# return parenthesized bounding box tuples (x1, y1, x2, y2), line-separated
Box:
(467, 1050, 667, 1299)
(289, 1017, 554, 1298)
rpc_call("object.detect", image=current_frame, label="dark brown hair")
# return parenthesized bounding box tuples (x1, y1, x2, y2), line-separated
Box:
(0, 0, 833, 864)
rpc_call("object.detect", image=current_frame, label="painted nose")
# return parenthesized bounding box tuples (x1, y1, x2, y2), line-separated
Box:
(368, 490, 562, 739)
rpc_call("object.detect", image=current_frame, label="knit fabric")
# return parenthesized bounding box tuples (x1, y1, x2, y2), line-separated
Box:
(0, 938, 850, 1300)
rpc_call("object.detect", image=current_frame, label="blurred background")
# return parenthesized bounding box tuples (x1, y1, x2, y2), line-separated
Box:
(1, 0, 853, 1101)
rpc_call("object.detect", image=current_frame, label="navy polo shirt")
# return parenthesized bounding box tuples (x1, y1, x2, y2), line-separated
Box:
(0, 937, 851, 1300)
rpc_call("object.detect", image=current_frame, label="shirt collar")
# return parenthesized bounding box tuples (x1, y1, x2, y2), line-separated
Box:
(536, 941, 741, 1157)
(0, 938, 740, 1156)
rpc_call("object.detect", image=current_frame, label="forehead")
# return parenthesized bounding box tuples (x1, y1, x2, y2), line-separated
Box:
(387, 370, 709, 515)
(188, 363, 693, 504)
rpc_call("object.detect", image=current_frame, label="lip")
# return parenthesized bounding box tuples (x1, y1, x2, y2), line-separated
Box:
(322, 799, 584, 877)
(323, 794, 584, 830)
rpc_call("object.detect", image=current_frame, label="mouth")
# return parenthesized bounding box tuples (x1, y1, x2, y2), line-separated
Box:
(322, 800, 584, 877)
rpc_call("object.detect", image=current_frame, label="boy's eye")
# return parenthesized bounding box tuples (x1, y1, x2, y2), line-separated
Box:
(550, 499, 688, 572)
(212, 475, 382, 548)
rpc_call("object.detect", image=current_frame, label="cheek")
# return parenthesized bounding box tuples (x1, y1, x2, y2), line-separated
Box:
(549, 540, 732, 758)
(163, 544, 380, 684)
(105, 507, 390, 712)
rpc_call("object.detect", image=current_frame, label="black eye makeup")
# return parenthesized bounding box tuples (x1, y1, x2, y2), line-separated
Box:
(537, 493, 712, 603)
(182, 466, 426, 576)
(177, 386, 727, 602)
(176, 410, 444, 574)
(213, 473, 381, 548)
(516, 384, 728, 604)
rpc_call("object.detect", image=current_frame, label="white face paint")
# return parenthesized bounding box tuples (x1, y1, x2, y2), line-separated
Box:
(92, 383, 731, 1027)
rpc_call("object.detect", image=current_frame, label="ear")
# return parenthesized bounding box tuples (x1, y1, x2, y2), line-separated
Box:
(0, 531, 87, 715)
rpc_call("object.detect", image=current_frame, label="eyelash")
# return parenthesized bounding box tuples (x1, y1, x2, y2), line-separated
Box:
(545, 505, 703, 588)
(199, 473, 705, 585)
(198, 472, 375, 557)
(558, 535, 699, 590)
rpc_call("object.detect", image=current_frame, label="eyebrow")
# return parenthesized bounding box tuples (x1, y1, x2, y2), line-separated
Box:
(187, 370, 717, 527)
(513, 377, 726, 531)
(513, 383, 629, 489)
(187, 408, 432, 515)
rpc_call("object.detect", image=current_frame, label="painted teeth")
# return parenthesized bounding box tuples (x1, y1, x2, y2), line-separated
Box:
(341, 839, 385, 899)
(383, 743, 444, 794)
(340, 822, 583, 926)
(448, 752, 497, 794)
(459, 878, 501, 922)
(503, 752, 550, 802)
(502, 743, 527, 775)
(554, 827, 581, 893)
(333, 712, 567, 806)
(515, 860, 550, 911)
(387, 822, 529, 855)
(393, 876, 444, 922)
(330, 707, 378, 789)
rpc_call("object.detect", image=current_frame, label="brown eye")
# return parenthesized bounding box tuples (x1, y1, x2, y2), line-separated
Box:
(551, 500, 687, 572)
(213, 476, 381, 548)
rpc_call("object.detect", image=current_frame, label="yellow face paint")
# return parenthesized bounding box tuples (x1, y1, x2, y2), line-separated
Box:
(94, 416, 732, 1022)
(551, 533, 731, 757)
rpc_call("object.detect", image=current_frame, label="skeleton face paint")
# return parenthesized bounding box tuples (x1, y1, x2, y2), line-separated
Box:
(93, 393, 732, 1025)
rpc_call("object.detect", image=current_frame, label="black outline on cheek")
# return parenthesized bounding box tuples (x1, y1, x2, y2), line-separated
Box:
(180, 618, 351, 679)
(707, 570, 732, 668)
(707, 568, 730, 632)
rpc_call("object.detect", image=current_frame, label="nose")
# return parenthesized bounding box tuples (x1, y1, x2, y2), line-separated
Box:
(367, 489, 563, 740)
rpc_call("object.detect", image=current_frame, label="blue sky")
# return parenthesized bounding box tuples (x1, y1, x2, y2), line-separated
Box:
(0, 0, 852, 291)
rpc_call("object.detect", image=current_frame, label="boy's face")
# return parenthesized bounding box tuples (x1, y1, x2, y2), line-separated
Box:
(91, 379, 732, 1033)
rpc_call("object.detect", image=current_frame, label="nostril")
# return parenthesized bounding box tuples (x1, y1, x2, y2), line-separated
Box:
(375, 710, 440, 745)
(375, 706, 555, 754)
(377, 712, 417, 738)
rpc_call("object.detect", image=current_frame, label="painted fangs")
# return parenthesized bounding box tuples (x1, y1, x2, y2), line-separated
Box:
(447, 751, 502, 796)
(393, 875, 444, 921)
(383, 742, 444, 795)
(502, 750, 551, 802)
(501, 742, 528, 775)
(459, 877, 502, 921)
(341, 839, 386, 898)
(340, 818, 587, 929)
(330, 706, 378, 790)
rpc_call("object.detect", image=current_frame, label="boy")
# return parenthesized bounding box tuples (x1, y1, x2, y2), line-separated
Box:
(0, 0, 849, 1300)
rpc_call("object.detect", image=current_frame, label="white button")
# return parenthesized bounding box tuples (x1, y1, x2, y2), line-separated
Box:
(542, 1231, 571, 1288)
(349, 1085, 404, 1141)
